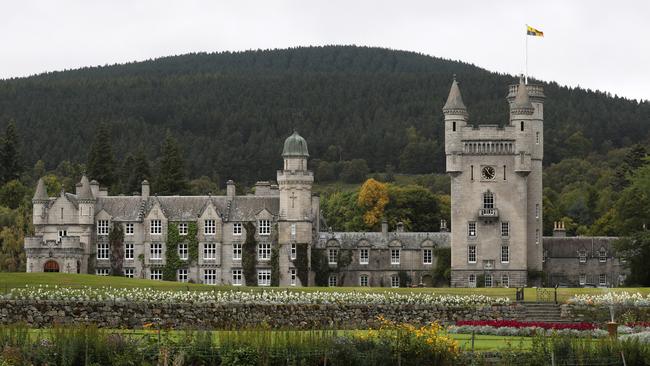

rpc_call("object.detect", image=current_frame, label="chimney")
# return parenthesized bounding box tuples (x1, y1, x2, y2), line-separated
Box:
(440, 219, 448, 232)
(381, 219, 388, 239)
(226, 180, 235, 198)
(553, 221, 566, 237)
(98, 187, 108, 197)
(90, 180, 100, 197)
(141, 180, 150, 199)
(254, 181, 271, 196)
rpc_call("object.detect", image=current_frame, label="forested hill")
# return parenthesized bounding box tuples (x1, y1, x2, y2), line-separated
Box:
(0, 45, 648, 185)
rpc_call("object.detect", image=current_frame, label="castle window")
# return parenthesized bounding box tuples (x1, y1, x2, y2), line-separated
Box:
(232, 243, 241, 260)
(452, 121, 456, 131)
(233, 223, 242, 236)
(203, 243, 217, 261)
(485, 274, 493, 287)
(328, 274, 338, 287)
(391, 274, 400, 288)
(178, 243, 188, 260)
(468, 245, 477, 263)
(578, 249, 587, 263)
(124, 268, 134, 278)
(290, 243, 297, 260)
(501, 275, 509, 288)
(359, 248, 369, 264)
(503, 165, 507, 180)
(422, 249, 432, 264)
(501, 222, 509, 237)
(468, 274, 477, 288)
(468, 222, 477, 237)
(359, 274, 369, 287)
(535, 204, 540, 218)
(390, 249, 400, 265)
(177, 269, 188, 283)
(232, 269, 242, 286)
(97, 220, 109, 235)
(125, 223, 134, 235)
(150, 243, 162, 260)
(599, 274, 607, 287)
(328, 248, 339, 265)
(258, 243, 271, 261)
(599, 248, 607, 263)
(150, 269, 162, 281)
(535, 229, 540, 244)
(204, 269, 217, 285)
(290, 269, 297, 286)
(520, 121, 524, 131)
(536, 131, 540, 144)
(95, 268, 109, 276)
(178, 223, 188, 235)
(290, 223, 296, 239)
(471, 165, 474, 180)
(97, 242, 109, 260)
(124, 243, 134, 260)
(483, 192, 494, 209)
(501, 245, 509, 263)
(258, 220, 271, 235)
(579, 274, 586, 286)
(57, 229, 67, 242)
(61, 208, 64, 219)
(150, 220, 162, 235)
(204, 219, 216, 235)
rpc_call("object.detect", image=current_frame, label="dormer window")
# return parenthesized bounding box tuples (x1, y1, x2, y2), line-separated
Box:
(599, 248, 607, 263)
(483, 192, 494, 209)
(578, 249, 587, 263)
(204, 219, 216, 235)
(97, 220, 109, 235)
(150, 220, 162, 235)
(178, 223, 188, 235)
(258, 220, 271, 235)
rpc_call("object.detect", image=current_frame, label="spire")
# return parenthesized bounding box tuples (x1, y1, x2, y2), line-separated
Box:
(33, 178, 49, 201)
(511, 76, 534, 114)
(77, 174, 94, 200)
(442, 76, 468, 115)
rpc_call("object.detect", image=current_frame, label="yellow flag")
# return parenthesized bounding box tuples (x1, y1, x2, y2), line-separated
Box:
(527, 25, 544, 37)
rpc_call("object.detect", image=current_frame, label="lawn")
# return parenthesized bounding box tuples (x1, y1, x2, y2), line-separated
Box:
(2, 273, 649, 303)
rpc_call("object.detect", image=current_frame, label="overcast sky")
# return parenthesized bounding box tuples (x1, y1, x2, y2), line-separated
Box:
(1, 0, 648, 101)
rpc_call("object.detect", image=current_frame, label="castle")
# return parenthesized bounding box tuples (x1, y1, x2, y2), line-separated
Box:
(24, 79, 628, 288)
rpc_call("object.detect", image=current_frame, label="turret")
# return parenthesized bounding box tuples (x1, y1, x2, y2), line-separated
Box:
(77, 175, 95, 224)
(32, 178, 49, 225)
(443, 77, 468, 173)
(281, 130, 309, 171)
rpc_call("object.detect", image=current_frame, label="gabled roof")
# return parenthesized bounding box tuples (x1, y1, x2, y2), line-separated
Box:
(95, 196, 146, 221)
(228, 196, 280, 222)
(542, 237, 619, 258)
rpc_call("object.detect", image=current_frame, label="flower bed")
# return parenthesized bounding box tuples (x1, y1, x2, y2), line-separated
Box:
(567, 292, 650, 307)
(455, 320, 596, 331)
(449, 320, 650, 338)
(1, 285, 510, 307)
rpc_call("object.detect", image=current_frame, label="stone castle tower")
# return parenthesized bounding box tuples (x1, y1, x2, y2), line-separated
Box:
(445, 77, 544, 287)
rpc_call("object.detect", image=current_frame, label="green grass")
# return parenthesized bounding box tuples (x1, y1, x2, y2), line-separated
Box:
(2, 273, 649, 303)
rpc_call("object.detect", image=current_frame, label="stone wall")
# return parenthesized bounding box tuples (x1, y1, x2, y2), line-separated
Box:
(561, 304, 650, 323)
(0, 300, 525, 329)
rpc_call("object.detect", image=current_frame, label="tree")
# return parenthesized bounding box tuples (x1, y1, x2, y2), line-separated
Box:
(156, 131, 187, 195)
(128, 146, 151, 194)
(615, 231, 650, 286)
(1, 121, 23, 184)
(0, 180, 28, 209)
(399, 127, 437, 174)
(357, 178, 389, 228)
(339, 159, 369, 183)
(385, 185, 441, 232)
(87, 124, 116, 188)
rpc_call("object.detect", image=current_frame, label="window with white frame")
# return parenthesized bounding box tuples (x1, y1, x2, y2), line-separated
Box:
(599, 274, 607, 287)
(290, 243, 297, 260)
(328, 274, 338, 287)
(391, 249, 400, 265)
(535, 204, 540, 218)
(468, 274, 477, 288)
(97, 220, 109, 235)
(328, 248, 338, 265)
(258, 269, 271, 286)
(290, 269, 297, 286)
(124, 243, 134, 260)
(599, 248, 607, 263)
(258, 243, 271, 261)
(95, 268, 109, 276)
(422, 249, 432, 264)
(483, 191, 494, 209)
(178, 243, 188, 260)
(150, 243, 162, 260)
(124, 268, 134, 278)
(177, 269, 188, 283)
(501, 222, 509, 237)
(484, 274, 493, 287)
(178, 223, 188, 236)
(359, 274, 369, 287)
(258, 220, 271, 235)
(233, 223, 242, 236)
(501, 275, 509, 288)
(150, 269, 162, 280)
(359, 248, 369, 264)
(290, 223, 296, 239)
(535, 229, 540, 244)
(204, 219, 216, 235)
(578, 249, 587, 263)
(125, 223, 134, 235)
(204, 269, 217, 285)
(390, 274, 400, 288)
(150, 220, 162, 235)
(468, 245, 477, 263)
(203, 243, 217, 260)
(232, 243, 242, 260)
(97, 242, 109, 260)
(232, 269, 242, 286)
(501, 245, 509, 263)
(57, 229, 67, 242)
(579, 274, 586, 286)
(468, 222, 477, 237)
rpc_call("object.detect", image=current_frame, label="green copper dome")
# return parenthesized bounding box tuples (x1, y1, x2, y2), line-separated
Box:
(282, 131, 309, 157)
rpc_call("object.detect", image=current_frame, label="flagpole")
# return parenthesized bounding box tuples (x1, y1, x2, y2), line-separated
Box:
(525, 24, 528, 84)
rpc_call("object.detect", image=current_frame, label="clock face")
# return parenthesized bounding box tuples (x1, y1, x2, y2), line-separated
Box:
(481, 166, 496, 180)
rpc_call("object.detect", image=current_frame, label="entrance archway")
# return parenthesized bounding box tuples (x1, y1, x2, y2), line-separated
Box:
(44, 260, 60, 272)
(421, 274, 434, 287)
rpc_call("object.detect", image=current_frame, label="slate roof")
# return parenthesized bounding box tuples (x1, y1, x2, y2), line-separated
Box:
(33, 178, 48, 201)
(442, 78, 467, 112)
(228, 196, 280, 221)
(542, 236, 619, 258)
(96, 196, 147, 221)
(512, 78, 534, 110)
(316, 231, 450, 250)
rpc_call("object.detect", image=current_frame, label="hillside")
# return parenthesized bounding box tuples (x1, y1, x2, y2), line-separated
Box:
(1, 46, 648, 185)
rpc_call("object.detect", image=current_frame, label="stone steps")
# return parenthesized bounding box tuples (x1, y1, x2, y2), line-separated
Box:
(519, 302, 569, 323)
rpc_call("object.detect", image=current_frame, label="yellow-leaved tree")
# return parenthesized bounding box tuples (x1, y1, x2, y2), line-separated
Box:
(357, 178, 389, 228)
